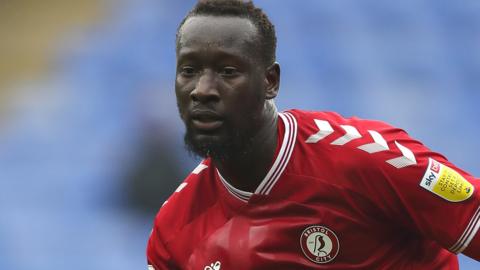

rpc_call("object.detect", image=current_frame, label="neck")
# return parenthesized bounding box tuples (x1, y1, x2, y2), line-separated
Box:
(214, 101, 278, 192)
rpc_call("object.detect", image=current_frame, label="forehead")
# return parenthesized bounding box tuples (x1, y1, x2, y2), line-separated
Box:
(177, 16, 258, 55)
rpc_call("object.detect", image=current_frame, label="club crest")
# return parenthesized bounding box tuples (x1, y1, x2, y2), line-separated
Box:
(300, 225, 340, 264)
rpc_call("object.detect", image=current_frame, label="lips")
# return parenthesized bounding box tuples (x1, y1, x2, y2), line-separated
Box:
(189, 110, 224, 131)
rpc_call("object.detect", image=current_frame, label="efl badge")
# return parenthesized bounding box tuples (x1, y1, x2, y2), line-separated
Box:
(420, 158, 475, 202)
(300, 225, 340, 264)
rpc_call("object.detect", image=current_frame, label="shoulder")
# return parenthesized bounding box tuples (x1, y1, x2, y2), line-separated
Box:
(152, 159, 216, 242)
(286, 109, 411, 154)
(287, 109, 399, 136)
(285, 109, 432, 179)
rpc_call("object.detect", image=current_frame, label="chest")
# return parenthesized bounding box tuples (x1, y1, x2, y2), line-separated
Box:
(172, 189, 400, 270)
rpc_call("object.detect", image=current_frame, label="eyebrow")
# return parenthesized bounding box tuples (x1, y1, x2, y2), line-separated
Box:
(177, 48, 251, 65)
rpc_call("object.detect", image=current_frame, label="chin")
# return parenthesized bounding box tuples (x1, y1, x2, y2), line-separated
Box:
(184, 128, 226, 159)
(184, 125, 255, 161)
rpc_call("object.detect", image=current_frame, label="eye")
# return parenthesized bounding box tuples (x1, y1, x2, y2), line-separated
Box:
(180, 66, 196, 76)
(219, 67, 238, 77)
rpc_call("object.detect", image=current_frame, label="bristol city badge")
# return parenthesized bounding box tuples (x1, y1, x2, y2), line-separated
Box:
(300, 225, 340, 264)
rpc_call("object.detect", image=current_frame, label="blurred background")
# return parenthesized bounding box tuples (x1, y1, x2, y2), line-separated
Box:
(0, 0, 479, 269)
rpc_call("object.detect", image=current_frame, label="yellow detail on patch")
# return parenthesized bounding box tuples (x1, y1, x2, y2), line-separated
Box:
(432, 165, 474, 202)
(421, 158, 475, 202)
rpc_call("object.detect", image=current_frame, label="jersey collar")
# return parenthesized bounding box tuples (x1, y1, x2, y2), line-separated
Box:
(217, 111, 298, 202)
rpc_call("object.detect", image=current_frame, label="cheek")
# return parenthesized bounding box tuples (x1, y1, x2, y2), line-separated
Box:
(175, 89, 187, 103)
(175, 88, 190, 118)
(175, 78, 193, 102)
(247, 75, 266, 101)
(175, 74, 194, 96)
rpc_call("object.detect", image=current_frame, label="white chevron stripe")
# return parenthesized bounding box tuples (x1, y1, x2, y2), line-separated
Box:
(331, 125, 362, 145)
(175, 182, 188, 192)
(305, 119, 334, 143)
(449, 205, 480, 254)
(358, 130, 389, 153)
(386, 141, 417, 168)
(192, 163, 208, 174)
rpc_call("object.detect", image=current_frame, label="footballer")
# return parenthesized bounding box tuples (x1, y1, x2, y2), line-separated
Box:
(147, 1, 480, 269)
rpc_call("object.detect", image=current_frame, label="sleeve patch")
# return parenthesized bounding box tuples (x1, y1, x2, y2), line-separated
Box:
(420, 158, 474, 202)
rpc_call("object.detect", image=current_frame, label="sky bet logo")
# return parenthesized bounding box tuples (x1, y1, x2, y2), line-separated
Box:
(430, 159, 440, 173)
(425, 172, 436, 186)
(420, 158, 441, 190)
(424, 159, 440, 186)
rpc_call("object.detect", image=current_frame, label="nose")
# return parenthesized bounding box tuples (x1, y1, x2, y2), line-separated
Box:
(190, 70, 220, 103)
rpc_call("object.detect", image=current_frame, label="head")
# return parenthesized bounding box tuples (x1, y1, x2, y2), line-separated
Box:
(175, 0, 280, 160)
(176, 0, 277, 68)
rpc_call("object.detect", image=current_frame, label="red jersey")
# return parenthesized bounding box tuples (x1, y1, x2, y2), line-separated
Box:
(147, 110, 480, 269)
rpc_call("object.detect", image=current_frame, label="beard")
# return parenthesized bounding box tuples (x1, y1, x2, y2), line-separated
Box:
(183, 118, 257, 162)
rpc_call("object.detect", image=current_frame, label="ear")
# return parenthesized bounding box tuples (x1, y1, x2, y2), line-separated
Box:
(264, 62, 280, 100)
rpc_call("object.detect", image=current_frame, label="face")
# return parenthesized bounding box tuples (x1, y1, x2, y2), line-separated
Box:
(176, 16, 268, 160)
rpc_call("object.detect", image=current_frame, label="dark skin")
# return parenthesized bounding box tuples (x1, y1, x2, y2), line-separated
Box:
(176, 15, 280, 192)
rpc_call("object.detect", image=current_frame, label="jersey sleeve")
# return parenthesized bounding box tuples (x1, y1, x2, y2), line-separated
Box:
(147, 217, 180, 270)
(351, 121, 480, 259)
(146, 192, 184, 270)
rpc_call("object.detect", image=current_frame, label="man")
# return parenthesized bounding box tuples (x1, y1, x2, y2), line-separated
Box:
(147, 0, 480, 269)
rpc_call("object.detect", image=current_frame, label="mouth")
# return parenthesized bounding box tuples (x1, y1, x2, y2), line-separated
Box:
(189, 110, 224, 131)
